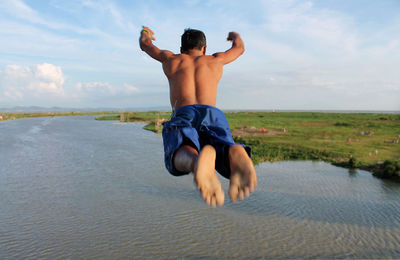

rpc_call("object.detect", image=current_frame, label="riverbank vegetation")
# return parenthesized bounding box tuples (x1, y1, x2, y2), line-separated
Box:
(97, 111, 400, 181)
(3, 111, 398, 181)
(0, 111, 119, 121)
(226, 112, 399, 181)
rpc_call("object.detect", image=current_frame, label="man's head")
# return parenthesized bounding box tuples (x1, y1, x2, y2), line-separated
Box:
(181, 28, 206, 54)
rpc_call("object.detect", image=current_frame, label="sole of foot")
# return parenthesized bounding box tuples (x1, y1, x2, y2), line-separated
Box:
(228, 145, 257, 203)
(194, 145, 225, 207)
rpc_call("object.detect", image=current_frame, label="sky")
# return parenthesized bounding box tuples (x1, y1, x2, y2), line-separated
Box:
(0, 0, 399, 110)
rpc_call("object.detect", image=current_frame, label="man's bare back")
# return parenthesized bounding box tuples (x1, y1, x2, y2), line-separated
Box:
(139, 27, 256, 207)
(163, 54, 222, 110)
(139, 26, 244, 110)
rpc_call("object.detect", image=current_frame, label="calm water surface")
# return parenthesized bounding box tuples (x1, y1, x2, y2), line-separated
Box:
(1, 116, 399, 259)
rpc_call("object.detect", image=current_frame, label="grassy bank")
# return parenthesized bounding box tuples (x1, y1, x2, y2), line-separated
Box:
(97, 111, 400, 180)
(0, 111, 119, 121)
(6, 111, 397, 180)
(225, 112, 399, 181)
(110, 111, 171, 133)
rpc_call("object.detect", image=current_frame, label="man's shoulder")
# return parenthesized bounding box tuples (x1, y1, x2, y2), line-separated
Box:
(164, 53, 185, 62)
(168, 54, 217, 60)
(165, 54, 221, 67)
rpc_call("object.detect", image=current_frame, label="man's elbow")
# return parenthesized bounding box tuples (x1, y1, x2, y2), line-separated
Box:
(233, 41, 245, 55)
(236, 44, 244, 56)
(239, 45, 245, 55)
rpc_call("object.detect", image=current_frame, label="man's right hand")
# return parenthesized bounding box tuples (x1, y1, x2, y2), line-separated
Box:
(141, 26, 156, 41)
(139, 26, 174, 63)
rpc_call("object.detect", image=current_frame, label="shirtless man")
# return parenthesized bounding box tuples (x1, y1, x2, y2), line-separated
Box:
(139, 26, 257, 207)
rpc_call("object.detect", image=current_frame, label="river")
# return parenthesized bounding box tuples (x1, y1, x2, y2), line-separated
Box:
(1, 116, 399, 259)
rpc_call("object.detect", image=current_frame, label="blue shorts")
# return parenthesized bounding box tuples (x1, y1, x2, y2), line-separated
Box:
(162, 104, 251, 179)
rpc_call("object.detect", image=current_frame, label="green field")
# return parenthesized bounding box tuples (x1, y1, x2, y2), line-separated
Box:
(98, 111, 400, 180)
(2, 111, 399, 180)
(225, 112, 399, 163)
(0, 111, 119, 121)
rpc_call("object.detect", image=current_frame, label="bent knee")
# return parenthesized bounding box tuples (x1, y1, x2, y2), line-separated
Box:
(229, 144, 251, 159)
(173, 145, 198, 173)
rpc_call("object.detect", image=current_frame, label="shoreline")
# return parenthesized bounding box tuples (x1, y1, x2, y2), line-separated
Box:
(110, 111, 400, 182)
(0, 111, 121, 122)
(2, 111, 398, 181)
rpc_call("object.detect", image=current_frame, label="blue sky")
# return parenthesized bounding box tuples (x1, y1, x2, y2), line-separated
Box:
(0, 0, 399, 110)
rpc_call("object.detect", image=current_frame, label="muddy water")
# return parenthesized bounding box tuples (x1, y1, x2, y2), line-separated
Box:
(1, 116, 399, 259)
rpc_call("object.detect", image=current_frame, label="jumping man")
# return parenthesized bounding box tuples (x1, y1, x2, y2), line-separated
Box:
(139, 26, 257, 207)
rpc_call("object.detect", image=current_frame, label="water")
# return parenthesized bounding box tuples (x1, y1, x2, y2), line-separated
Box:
(1, 116, 399, 259)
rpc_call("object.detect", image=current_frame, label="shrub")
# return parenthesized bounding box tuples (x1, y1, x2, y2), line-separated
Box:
(381, 160, 400, 178)
(373, 160, 400, 179)
(349, 157, 357, 168)
(334, 122, 351, 127)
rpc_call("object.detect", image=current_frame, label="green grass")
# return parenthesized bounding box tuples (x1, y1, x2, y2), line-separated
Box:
(96, 111, 171, 133)
(95, 115, 121, 121)
(1, 111, 120, 121)
(226, 112, 400, 180)
(104, 111, 399, 180)
(5, 110, 399, 180)
(118, 111, 171, 122)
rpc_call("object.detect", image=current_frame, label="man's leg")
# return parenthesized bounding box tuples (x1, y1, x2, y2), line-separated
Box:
(228, 144, 257, 202)
(173, 145, 198, 173)
(174, 144, 225, 207)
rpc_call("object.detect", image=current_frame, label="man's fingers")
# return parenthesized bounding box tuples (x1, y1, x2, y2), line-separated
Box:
(142, 25, 150, 31)
(141, 26, 156, 40)
(142, 26, 154, 35)
(227, 32, 238, 41)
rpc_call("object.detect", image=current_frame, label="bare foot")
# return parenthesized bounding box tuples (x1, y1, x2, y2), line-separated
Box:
(228, 145, 257, 202)
(194, 145, 225, 207)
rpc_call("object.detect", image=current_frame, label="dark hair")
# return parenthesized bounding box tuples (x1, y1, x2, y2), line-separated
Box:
(181, 28, 206, 52)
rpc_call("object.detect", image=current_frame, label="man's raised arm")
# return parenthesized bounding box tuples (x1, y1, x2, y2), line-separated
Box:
(139, 26, 173, 62)
(213, 32, 245, 65)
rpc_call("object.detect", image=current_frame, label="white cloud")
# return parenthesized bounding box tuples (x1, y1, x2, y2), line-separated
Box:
(69, 81, 143, 107)
(32, 63, 65, 93)
(0, 0, 110, 36)
(0, 63, 65, 103)
(75, 81, 115, 95)
(263, 0, 358, 55)
(363, 40, 400, 59)
(75, 82, 140, 97)
(78, 0, 137, 32)
(123, 83, 140, 94)
(0, 0, 41, 24)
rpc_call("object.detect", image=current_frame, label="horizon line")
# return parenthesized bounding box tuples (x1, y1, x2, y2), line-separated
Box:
(1, 106, 399, 114)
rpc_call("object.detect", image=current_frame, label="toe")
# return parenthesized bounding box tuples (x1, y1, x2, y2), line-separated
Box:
(210, 196, 217, 208)
(244, 187, 250, 198)
(217, 193, 225, 206)
(239, 190, 244, 200)
(200, 188, 207, 200)
(206, 195, 211, 206)
(228, 186, 238, 202)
